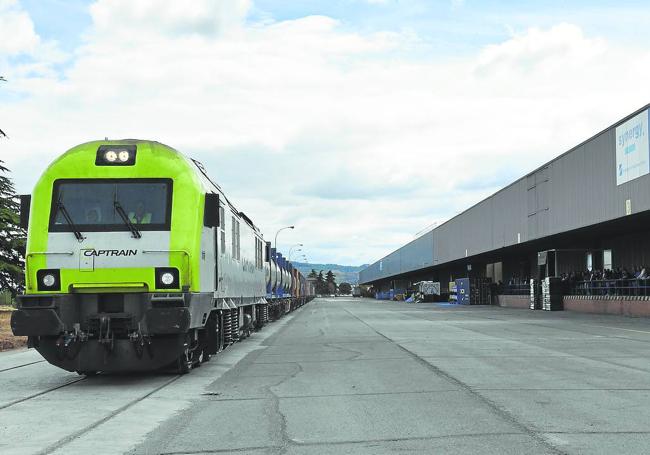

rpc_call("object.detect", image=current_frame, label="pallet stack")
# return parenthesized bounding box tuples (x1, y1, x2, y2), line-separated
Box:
(542, 277, 563, 311)
(530, 279, 541, 310)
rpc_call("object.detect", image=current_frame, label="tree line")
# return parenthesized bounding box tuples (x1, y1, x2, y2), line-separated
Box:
(0, 160, 25, 299)
(307, 269, 352, 295)
(0, 74, 26, 301)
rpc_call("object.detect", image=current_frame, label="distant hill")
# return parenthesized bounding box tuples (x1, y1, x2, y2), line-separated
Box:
(292, 262, 369, 285)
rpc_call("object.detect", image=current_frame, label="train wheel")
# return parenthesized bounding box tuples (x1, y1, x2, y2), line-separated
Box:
(78, 371, 97, 377)
(194, 349, 204, 368)
(177, 348, 193, 374)
(197, 327, 211, 364)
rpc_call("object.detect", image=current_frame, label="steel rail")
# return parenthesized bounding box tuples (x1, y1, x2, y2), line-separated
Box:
(35, 374, 182, 455)
(0, 359, 46, 373)
(0, 376, 87, 411)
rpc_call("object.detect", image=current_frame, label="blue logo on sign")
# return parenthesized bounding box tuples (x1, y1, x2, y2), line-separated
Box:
(625, 144, 637, 155)
(619, 164, 623, 176)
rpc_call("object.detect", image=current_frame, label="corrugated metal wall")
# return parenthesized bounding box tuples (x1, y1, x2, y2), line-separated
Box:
(401, 231, 434, 272)
(359, 231, 434, 283)
(360, 105, 650, 284)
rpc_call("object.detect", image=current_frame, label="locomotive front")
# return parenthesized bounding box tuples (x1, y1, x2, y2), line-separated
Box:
(11, 140, 205, 374)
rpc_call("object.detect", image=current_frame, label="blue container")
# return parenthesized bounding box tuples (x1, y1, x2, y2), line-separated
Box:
(375, 290, 395, 300)
(456, 278, 471, 305)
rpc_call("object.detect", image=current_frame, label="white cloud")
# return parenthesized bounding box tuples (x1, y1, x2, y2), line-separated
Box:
(0, 0, 39, 55)
(0, 0, 67, 84)
(476, 23, 606, 77)
(2, 4, 650, 265)
(89, 0, 252, 37)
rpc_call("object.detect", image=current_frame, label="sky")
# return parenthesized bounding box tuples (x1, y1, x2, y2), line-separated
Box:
(2, 0, 650, 266)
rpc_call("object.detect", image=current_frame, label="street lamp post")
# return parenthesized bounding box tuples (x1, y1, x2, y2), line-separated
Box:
(274, 225, 295, 255)
(287, 243, 303, 261)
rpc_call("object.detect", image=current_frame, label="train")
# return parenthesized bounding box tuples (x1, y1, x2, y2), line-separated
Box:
(10, 140, 314, 374)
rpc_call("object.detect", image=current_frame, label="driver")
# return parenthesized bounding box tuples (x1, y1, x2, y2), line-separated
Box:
(128, 201, 152, 224)
(85, 208, 101, 223)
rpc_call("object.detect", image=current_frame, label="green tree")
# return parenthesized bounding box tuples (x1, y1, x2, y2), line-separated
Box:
(325, 270, 337, 294)
(0, 160, 25, 298)
(316, 270, 328, 294)
(308, 269, 317, 278)
(339, 282, 352, 295)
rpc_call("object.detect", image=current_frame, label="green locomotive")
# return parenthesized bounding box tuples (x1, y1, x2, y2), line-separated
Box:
(11, 140, 310, 374)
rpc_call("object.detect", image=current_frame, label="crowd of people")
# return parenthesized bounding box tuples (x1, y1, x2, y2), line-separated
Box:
(559, 266, 648, 282)
(497, 276, 530, 294)
(501, 267, 650, 296)
(559, 266, 650, 296)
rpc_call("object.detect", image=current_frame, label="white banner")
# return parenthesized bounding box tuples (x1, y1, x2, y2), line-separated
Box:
(418, 281, 440, 295)
(616, 109, 650, 186)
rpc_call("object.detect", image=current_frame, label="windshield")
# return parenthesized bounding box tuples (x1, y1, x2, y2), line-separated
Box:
(49, 179, 172, 232)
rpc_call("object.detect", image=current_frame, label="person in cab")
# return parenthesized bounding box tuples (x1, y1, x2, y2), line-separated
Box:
(129, 201, 152, 224)
(85, 207, 101, 224)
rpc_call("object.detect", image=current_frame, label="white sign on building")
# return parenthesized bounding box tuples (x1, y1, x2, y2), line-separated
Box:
(616, 109, 650, 186)
(416, 281, 441, 296)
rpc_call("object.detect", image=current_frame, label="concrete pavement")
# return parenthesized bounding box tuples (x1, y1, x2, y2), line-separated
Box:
(134, 298, 650, 454)
(5, 297, 650, 454)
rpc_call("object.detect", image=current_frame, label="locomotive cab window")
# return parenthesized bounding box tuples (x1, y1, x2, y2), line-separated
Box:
(49, 179, 172, 232)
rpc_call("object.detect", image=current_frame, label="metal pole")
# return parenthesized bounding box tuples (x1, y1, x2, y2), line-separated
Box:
(287, 243, 303, 261)
(274, 225, 295, 256)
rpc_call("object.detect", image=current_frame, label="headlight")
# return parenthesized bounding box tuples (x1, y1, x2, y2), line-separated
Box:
(161, 272, 175, 285)
(96, 145, 137, 166)
(118, 150, 130, 162)
(155, 267, 179, 290)
(104, 150, 118, 162)
(37, 269, 61, 291)
(42, 274, 56, 287)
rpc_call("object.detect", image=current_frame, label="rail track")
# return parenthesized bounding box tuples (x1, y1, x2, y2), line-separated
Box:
(35, 374, 182, 455)
(0, 354, 184, 454)
(0, 307, 302, 454)
(0, 348, 185, 454)
(0, 359, 45, 373)
(0, 376, 86, 411)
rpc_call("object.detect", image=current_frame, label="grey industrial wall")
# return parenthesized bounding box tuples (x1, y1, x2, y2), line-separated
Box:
(360, 231, 434, 284)
(360, 104, 650, 284)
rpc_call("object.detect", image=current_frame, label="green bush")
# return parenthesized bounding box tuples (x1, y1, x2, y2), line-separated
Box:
(0, 290, 14, 307)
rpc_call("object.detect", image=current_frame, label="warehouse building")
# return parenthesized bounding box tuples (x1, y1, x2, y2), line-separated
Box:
(359, 104, 650, 316)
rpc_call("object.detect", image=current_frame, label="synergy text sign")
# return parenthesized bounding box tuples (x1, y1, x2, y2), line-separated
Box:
(616, 109, 650, 186)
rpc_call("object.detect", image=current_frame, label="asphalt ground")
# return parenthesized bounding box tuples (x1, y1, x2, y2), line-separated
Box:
(4, 298, 650, 454)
